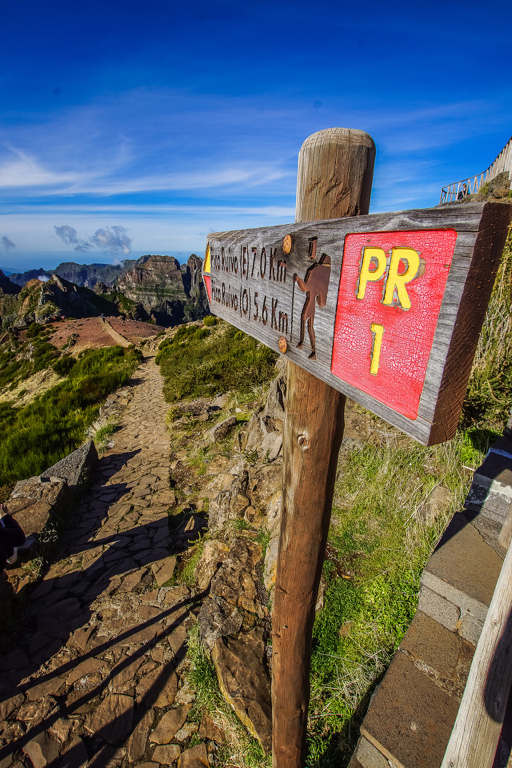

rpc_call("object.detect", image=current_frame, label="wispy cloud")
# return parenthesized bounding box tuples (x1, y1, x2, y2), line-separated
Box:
(0, 146, 79, 189)
(1, 88, 508, 206)
(1, 236, 16, 250)
(2, 85, 511, 261)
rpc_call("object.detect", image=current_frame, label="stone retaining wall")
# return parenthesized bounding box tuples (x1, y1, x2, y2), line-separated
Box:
(349, 423, 512, 768)
(0, 441, 98, 613)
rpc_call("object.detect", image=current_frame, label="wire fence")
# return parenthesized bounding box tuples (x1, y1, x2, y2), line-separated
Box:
(440, 136, 512, 204)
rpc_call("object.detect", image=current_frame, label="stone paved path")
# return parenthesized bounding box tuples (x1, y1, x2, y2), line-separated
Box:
(0, 356, 209, 768)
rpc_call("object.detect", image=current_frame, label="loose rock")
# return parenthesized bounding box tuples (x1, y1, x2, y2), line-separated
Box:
(150, 705, 192, 745)
(212, 628, 272, 755)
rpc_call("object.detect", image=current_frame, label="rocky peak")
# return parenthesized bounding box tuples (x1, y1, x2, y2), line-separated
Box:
(0, 269, 21, 296)
(113, 254, 208, 326)
(187, 254, 204, 294)
(47, 273, 69, 293)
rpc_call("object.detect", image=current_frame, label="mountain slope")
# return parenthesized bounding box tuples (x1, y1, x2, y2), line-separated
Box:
(0, 275, 120, 328)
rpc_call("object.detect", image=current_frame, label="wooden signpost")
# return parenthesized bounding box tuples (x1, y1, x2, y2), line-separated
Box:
(202, 128, 512, 768)
(203, 194, 511, 447)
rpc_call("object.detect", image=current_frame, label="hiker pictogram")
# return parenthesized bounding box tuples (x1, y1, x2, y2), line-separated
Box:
(294, 239, 331, 360)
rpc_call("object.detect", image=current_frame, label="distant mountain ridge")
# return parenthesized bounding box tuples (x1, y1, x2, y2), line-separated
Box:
(9, 259, 138, 289)
(0, 254, 209, 328)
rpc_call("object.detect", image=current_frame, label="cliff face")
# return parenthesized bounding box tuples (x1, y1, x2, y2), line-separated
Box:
(54, 260, 138, 288)
(8, 269, 53, 286)
(114, 254, 208, 326)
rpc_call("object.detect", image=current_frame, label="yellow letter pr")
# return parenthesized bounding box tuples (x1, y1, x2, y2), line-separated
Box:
(357, 248, 387, 300)
(382, 248, 420, 310)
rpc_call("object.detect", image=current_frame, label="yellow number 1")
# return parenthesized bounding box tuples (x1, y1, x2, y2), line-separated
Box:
(370, 323, 384, 375)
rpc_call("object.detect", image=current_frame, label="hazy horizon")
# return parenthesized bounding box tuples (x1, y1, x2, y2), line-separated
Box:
(0, 250, 202, 275)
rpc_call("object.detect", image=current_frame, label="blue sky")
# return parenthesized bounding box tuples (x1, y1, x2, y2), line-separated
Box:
(1, 0, 511, 272)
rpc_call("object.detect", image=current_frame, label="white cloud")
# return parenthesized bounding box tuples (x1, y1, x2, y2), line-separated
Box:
(91, 226, 132, 256)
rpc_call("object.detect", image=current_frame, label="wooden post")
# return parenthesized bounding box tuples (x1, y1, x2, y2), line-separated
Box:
(271, 128, 376, 768)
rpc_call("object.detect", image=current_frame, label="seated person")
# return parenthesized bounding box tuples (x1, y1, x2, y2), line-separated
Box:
(0, 503, 26, 572)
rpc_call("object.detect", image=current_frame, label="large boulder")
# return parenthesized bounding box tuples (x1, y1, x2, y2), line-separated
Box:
(209, 537, 265, 618)
(195, 540, 230, 591)
(197, 595, 243, 652)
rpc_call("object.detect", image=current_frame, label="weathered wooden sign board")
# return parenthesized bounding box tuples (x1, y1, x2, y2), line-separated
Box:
(203, 202, 511, 445)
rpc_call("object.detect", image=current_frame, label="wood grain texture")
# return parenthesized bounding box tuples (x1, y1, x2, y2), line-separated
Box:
(205, 202, 512, 444)
(498, 504, 512, 550)
(441, 538, 512, 768)
(295, 128, 375, 221)
(271, 128, 375, 768)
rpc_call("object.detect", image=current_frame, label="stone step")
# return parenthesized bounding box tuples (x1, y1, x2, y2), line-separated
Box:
(350, 432, 512, 768)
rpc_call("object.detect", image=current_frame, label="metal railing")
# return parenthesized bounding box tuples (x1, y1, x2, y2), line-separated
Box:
(440, 135, 512, 204)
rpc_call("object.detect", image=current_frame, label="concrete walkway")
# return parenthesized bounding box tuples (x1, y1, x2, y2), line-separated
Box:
(0, 357, 207, 768)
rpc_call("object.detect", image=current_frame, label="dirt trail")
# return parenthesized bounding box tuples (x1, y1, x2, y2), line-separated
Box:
(0, 356, 204, 768)
(101, 319, 132, 348)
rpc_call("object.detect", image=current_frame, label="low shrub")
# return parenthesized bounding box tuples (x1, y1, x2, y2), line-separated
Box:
(26, 322, 44, 338)
(52, 355, 76, 376)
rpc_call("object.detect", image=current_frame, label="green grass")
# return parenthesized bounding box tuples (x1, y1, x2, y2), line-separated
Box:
(95, 422, 119, 443)
(94, 421, 120, 453)
(460, 228, 512, 435)
(156, 321, 277, 403)
(187, 623, 222, 711)
(176, 538, 206, 586)
(0, 345, 141, 487)
(306, 432, 476, 766)
(52, 355, 76, 377)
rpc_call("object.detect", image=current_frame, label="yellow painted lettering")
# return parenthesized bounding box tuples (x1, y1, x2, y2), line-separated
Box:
(370, 323, 384, 375)
(382, 248, 420, 310)
(357, 248, 387, 300)
(204, 244, 211, 274)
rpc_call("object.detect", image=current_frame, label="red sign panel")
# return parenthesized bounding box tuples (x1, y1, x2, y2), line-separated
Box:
(331, 229, 458, 419)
